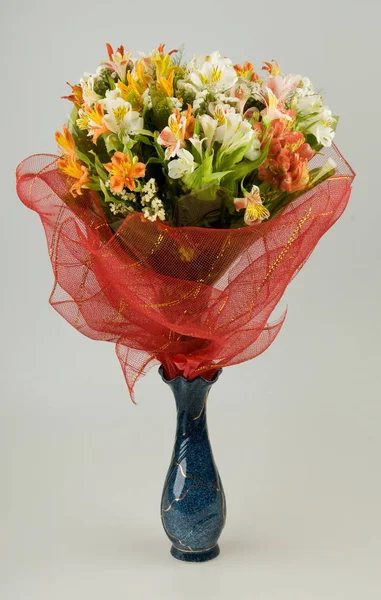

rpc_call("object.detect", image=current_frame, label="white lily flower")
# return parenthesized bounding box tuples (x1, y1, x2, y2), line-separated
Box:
(209, 102, 235, 123)
(307, 120, 336, 147)
(102, 91, 143, 137)
(216, 113, 255, 154)
(244, 135, 261, 161)
(292, 93, 323, 116)
(189, 134, 206, 160)
(199, 114, 218, 150)
(80, 75, 101, 106)
(103, 88, 122, 101)
(168, 149, 195, 179)
(188, 51, 237, 92)
(294, 95, 337, 146)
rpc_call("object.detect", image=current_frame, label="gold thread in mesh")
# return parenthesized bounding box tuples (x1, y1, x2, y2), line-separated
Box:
(258, 205, 312, 291)
(120, 231, 165, 269)
(73, 260, 92, 329)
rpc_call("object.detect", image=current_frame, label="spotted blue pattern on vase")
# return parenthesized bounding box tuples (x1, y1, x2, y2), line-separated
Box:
(160, 367, 226, 562)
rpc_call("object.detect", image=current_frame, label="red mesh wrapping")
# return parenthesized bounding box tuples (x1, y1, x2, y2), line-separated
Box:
(16, 146, 354, 400)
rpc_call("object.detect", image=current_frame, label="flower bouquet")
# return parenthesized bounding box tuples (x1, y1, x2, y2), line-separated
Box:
(16, 44, 354, 562)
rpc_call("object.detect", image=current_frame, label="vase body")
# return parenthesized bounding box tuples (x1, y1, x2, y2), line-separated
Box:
(160, 367, 226, 562)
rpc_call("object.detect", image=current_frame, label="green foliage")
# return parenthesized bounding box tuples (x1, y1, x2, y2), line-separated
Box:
(183, 153, 231, 191)
(56, 47, 340, 231)
(222, 139, 271, 191)
(104, 134, 122, 154)
(150, 87, 175, 131)
(93, 69, 112, 96)
(89, 151, 109, 181)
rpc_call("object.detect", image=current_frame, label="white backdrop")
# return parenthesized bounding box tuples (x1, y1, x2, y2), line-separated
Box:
(1, 1, 380, 598)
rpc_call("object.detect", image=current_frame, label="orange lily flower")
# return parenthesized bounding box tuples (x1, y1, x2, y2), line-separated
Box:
(157, 43, 178, 56)
(55, 125, 76, 156)
(262, 60, 280, 76)
(104, 152, 146, 193)
(62, 82, 83, 108)
(181, 104, 195, 139)
(57, 155, 90, 197)
(83, 102, 110, 144)
(234, 62, 259, 82)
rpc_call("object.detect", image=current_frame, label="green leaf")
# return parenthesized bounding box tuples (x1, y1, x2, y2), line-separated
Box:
(146, 157, 163, 165)
(308, 162, 336, 187)
(99, 179, 114, 202)
(134, 129, 155, 138)
(85, 181, 102, 191)
(153, 135, 165, 163)
(222, 139, 270, 187)
(68, 106, 78, 132)
(104, 134, 122, 154)
(332, 115, 339, 133)
(135, 134, 152, 146)
(193, 116, 201, 137)
(123, 140, 135, 155)
(89, 151, 108, 181)
(183, 153, 212, 190)
(217, 140, 253, 171)
(107, 74, 116, 90)
(74, 149, 92, 167)
(182, 164, 204, 190)
(207, 170, 232, 185)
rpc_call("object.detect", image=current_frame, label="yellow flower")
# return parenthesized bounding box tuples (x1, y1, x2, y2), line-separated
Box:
(118, 59, 152, 110)
(76, 111, 89, 131)
(152, 44, 177, 79)
(157, 70, 175, 97)
(55, 125, 76, 156)
(57, 155, 90, 197)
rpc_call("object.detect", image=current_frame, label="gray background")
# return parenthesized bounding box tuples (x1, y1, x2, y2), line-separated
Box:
(1, 1, 380, 598)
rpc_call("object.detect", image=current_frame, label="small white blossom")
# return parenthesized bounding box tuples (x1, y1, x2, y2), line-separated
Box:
(109, 201, 134, 217)
(140, 179, 166, 222)
(142, 88, 152, 110)
(170, 97, 183, 111)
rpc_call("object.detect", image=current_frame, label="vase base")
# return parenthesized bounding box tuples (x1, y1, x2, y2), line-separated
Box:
(170, 544, 220, 563)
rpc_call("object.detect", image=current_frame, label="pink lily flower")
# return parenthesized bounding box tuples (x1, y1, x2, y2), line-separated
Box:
(102, 43, 133, 83)
(234, 185, 270, 225)
(157, 113, 187, 159)
(261, 89, 292, 122)
(264, 74, 301, 104)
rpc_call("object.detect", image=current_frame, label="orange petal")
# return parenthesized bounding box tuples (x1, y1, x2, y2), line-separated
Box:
(110, 176, 124, 194)
(130, 162, 146, 179)
(106, 43, 114, 60)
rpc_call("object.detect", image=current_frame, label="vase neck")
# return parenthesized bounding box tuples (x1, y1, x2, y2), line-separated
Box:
(159, 368, 221, 434)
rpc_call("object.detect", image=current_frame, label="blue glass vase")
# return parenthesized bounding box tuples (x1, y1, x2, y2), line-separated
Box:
(159, 366, 226, 562)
